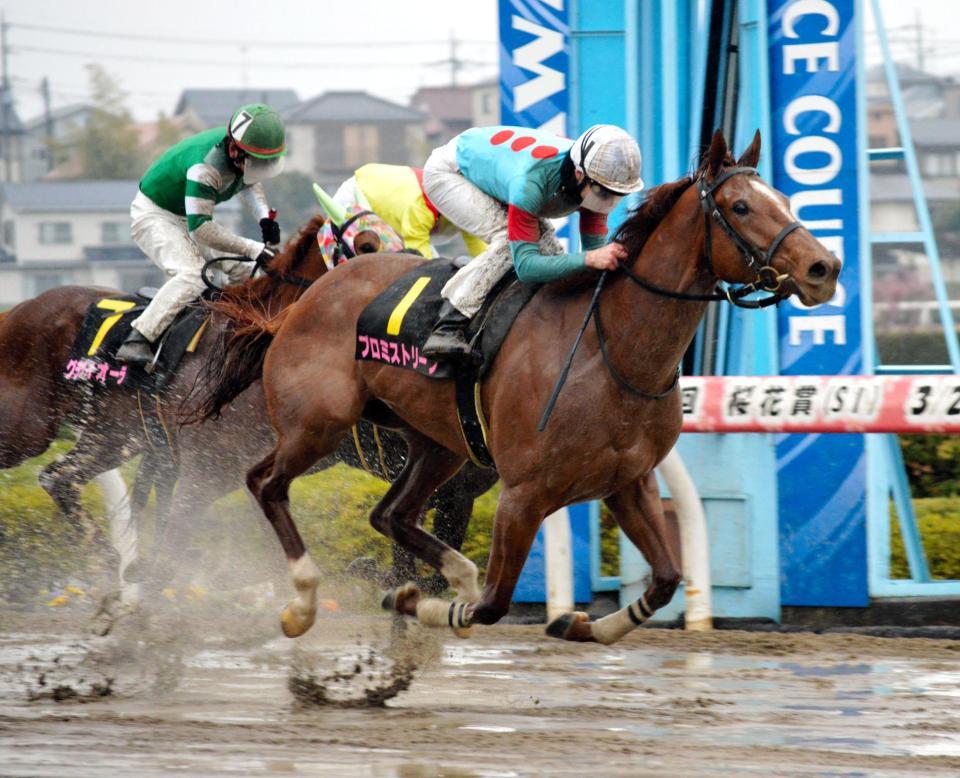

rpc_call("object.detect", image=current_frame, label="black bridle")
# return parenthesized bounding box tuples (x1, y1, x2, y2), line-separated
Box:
(538, 165, 805, 430)
(619, 165, 803, 310)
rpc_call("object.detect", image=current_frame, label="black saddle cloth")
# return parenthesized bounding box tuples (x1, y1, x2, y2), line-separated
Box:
(65, 292, 209, 393)
(355, 258, 537, 381)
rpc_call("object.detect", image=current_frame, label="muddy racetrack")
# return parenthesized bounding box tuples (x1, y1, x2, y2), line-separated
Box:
(3, 606, 960, 777)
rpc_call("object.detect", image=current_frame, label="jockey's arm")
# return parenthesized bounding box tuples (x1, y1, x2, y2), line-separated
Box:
(399, 202, 436, 259)
(185, 163, 264, 259)
(508, 204, 608, 284)
(240, 183, 271, 221)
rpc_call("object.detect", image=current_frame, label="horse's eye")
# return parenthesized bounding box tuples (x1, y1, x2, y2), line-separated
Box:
(732, 200, 749, 216)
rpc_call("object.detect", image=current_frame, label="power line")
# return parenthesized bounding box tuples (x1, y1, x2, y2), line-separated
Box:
(8, 20, 495, 50)
(10, 43, 496, 71)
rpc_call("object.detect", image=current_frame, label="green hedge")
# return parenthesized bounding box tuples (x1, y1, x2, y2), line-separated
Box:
(0, 450, 499, 602)
(890, 497, 960, 580)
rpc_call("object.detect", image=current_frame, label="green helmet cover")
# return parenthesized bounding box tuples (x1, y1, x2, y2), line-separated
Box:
(228, 104, 286, 159)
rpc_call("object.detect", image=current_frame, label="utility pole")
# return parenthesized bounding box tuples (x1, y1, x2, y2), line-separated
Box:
(41, 77, 53, 172)
(915, 8, 924, 72)
(0, 13, 10, 182)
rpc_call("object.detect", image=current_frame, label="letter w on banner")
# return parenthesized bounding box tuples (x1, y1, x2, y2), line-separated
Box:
(499, 0, 570, 252)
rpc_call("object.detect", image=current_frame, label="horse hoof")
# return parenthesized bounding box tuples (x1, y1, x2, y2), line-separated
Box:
(545, 611, 593, 642)
(381, 582, 420, 616)
(280, 606, 314, 638)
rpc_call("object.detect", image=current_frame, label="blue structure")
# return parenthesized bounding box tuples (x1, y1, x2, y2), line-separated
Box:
(500, 0, 960, 616)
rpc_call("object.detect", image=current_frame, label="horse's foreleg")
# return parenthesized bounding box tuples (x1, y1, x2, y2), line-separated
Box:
(548, 471, 681, 645)
(466, 488, 544, 626)
(248, 429, 346, 638)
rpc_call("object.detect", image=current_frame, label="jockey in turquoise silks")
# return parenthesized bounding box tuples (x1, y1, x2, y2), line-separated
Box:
(419, 124, 645, 361)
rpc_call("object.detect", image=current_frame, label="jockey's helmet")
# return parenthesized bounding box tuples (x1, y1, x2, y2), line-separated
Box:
(227, 104, 287, 184)
(569, 125, 644, 195)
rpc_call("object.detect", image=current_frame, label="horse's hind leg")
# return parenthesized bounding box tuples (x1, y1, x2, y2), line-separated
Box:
(390, 481, 546, 635)
(370, 435, 478, 603)
(39, 427, 139, 558)
(247, 427, 349, 638)
(548, 471, 681, 645)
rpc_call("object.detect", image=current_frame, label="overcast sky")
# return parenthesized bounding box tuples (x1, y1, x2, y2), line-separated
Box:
(0, 0, 955, 124)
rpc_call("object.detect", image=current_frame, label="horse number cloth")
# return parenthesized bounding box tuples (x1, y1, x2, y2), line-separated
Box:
(65, 294, 208, 393)
(355, 257, 538, 467)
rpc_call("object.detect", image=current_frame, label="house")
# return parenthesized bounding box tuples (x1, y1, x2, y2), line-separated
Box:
(281, 91, 426, 190)
(410, 80, 500, 145)
(20, 104, 95, 183)
(0, 180, 242, 307)
(173, 89, 300, 129)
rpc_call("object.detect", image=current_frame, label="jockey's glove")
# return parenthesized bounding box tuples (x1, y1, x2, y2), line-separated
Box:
(260, 217, 281, 247)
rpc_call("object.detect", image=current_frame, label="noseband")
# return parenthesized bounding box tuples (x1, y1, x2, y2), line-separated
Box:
(620, 165, 804, 309)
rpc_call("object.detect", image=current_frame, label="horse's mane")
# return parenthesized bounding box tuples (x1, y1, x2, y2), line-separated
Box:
(612, 175, 696, 260)
(211, 213, 326, 322)
(612, 152, 737, 260)
(184, 214, 326, 424)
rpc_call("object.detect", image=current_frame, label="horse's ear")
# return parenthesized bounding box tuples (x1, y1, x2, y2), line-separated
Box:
(737, 129, 761, 168)
(707, 129, 727, 177)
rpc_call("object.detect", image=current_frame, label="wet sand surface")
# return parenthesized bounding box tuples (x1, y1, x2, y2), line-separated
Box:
(2, 609, 960, 777)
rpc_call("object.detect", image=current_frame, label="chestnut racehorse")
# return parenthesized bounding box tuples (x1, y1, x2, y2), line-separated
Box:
(172, 131, 842, 644)
(0, 215, 494, 599)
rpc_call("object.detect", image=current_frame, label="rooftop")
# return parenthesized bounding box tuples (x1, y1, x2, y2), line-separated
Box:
(174, 89, 300, 128)
(0, 180, 241, 212)
(283, 91, 425, 123)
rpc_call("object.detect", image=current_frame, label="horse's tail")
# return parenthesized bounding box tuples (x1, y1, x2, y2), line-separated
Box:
(184, 295, 293, 424)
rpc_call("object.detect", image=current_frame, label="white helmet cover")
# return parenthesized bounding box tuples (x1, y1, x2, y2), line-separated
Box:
(569, 125, 644, 194)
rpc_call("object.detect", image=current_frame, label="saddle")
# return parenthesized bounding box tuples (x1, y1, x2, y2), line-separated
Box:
(64, 291, 209, 393)
(355, 258, 538, 468)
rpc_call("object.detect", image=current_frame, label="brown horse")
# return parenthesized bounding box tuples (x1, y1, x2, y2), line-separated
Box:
(196, 130, 840, 644)
(0, 216, 493, 598)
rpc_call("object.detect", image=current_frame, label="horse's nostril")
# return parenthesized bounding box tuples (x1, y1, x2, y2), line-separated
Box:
(807, 261, 828, 282)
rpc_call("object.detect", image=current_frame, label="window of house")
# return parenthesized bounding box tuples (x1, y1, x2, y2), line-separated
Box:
(2, 220, 14, 249)
(30, 272, 64, 296)
(481, 91, 494, 115)
(38, 222, 72, 245)
(101, 221, 130, 244)
(343, 125, 379, 168)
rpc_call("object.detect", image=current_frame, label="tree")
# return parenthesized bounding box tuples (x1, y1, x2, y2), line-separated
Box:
(71, 65, 145, 180)
(260, 171, 322, 239)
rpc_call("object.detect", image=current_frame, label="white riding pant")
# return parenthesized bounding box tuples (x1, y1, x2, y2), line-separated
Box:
(421, 138, 563, 317)
(129, 192, 250, 342)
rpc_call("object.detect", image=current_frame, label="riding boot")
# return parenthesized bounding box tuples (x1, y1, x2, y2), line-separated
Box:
(422, 301, 473, 362)
(116, 328, 155, 365)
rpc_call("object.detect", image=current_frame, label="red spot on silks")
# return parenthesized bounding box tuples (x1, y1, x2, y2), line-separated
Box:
(531, 145, 559, 159)
(490, 129, 514, 145)
(511, 136, 536, 151)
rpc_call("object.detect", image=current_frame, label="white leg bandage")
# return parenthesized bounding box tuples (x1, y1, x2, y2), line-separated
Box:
(590, 594, 654, 645)
(288, 553, 320, 618)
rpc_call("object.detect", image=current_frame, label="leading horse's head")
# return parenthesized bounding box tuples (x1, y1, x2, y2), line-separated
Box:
(697, 130, 840, 306)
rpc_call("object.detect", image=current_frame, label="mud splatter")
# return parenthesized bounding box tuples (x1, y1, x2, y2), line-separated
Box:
(287, 643, 415, 708)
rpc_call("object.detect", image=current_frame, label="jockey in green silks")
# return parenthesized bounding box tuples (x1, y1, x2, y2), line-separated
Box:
(117, 104, 286, 365)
